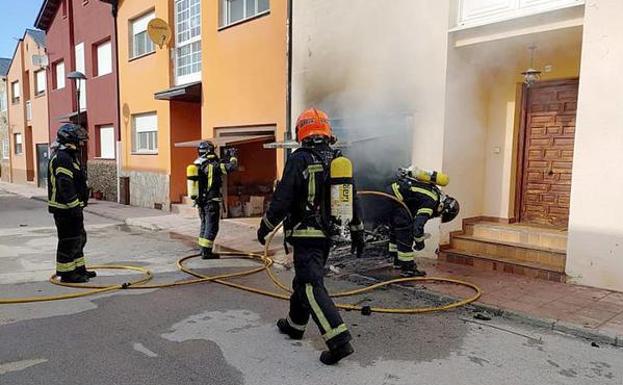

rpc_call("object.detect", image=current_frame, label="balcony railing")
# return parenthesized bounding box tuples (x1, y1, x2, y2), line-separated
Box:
(455, 0, 585, 29)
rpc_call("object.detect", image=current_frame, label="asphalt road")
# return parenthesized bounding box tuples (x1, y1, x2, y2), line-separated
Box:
(1, 189, 622, 385)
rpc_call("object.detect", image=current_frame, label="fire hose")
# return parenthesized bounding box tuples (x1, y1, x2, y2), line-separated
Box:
(0, 192, 482, 312)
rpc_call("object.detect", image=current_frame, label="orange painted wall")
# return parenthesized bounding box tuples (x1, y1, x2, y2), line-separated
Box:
(169, 101, 201, 203)
(117, 0, 172, 175)
(201, 1, 287, 173)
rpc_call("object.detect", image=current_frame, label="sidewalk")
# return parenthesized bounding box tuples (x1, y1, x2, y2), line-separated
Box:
(2, 181, 622, 346)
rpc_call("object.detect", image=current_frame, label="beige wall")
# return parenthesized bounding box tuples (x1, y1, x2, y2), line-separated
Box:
(24, 33, 50, 170)
(566, 0, 623, 291)
(7, 40, 27, 183)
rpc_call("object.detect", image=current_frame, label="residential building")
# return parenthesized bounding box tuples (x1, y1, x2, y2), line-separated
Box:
(292, 0, 623, 292)
(35, 0, 120, 201)
(117, 0, 286, 212)
(7, 29, 49, 187)
(0, 58, 11, 182)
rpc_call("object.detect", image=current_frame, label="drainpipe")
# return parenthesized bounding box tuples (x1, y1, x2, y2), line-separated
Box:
(284, 0, 293, 162)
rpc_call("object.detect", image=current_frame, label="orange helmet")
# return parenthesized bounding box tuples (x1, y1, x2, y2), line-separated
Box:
(296, 108, 332, 142)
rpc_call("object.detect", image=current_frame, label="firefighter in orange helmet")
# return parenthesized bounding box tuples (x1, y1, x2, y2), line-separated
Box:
(257, 108, 364, 365)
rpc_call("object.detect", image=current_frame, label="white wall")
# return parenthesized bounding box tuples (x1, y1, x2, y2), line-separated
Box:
(292, 0, 451, 256)
(566, 0, 623, 291)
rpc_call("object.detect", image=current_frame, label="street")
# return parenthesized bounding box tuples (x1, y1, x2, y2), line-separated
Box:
(1, 189, 622, 385)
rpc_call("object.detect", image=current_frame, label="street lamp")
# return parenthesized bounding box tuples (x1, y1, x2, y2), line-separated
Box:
(67, 71, 86, 128)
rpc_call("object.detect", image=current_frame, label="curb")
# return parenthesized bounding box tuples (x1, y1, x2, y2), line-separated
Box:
(345, 272, 623, 348)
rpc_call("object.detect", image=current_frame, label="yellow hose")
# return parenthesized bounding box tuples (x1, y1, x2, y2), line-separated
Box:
(0, 191, 482, 312)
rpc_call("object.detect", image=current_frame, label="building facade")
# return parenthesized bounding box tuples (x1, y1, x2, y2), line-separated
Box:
(0, 58, 11, 182)
(35, 0, 120, 201)
(116, 0, 286, 212)
(293, 0, 623, 292)
(7, 30, 49, 187)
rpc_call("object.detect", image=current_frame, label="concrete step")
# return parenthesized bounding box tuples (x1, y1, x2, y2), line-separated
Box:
(439, 248, 565, 282)
(450, 234, 566, 271)
(182, 196, 194, 205)
(463, 221, 567, 252)
(171, 203, 197, 218)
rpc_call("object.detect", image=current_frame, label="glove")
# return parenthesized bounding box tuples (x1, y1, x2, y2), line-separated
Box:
(413, 241, 425, 251)
(225, 147, 239, 159)
(257, 220, 271, 246)
(350, 230, 365, 258)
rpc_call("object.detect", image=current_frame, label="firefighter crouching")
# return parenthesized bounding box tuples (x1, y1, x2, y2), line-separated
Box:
(257, 108, 365, 365)
(48, 124, 95, 283)
(386, 167, 460, 277)
(188, 141, 238, 259)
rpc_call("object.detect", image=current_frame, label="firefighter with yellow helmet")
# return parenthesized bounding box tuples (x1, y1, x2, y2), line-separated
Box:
(257, 108, 365, 365)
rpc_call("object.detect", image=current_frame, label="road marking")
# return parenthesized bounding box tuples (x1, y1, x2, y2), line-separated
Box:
(133, 342, 158, 357)
(0, 359, 48, 375)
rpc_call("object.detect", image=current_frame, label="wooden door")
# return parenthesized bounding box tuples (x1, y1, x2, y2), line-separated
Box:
(519, 79, 578, 228)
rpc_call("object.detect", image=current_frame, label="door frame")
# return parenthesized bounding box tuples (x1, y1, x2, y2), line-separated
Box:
(513, 77, 580, 224)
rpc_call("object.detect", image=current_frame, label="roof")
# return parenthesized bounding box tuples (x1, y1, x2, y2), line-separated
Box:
(35, 0, 61, 31)
(154, 82, 202, 103)
(0, 58, 11, 77)
(26, 29, 46, 48)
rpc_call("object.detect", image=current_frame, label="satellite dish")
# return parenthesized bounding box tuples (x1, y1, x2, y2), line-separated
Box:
(148, 18, 172, 49)
(32, 54, 49, 68)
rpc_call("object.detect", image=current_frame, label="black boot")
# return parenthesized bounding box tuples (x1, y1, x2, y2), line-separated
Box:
(201, 248, 220, 260)
(76, 266, 97, 279)
(319, 342, 354, 365)
(60, 271, 89, 283)
(400, 261, 426, 278)
(277, 318, 304, 340)
(392, 254, 400, 269)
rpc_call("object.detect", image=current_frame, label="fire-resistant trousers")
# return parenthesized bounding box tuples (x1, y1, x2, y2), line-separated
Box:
(286, 238, 352, 351)
(54, 210, 87, 278)
(198, 201, 220, 251)
(388, 206, 415, 263)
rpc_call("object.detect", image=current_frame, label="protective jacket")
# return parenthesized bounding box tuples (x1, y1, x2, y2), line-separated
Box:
(195, 154, 238, 206)
(47, 148, 88, 214)
(261, 144, 363, 240)
(389, 178, 440, 243)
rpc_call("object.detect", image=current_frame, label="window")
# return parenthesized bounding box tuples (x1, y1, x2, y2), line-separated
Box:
(2, 138, 9, 159)
(97, 125, 115, 158)
(220, 0, 269, 28)
(75, 43, 86, 110)
(35, 69, 46, 96)
(175, 0, 201, 85)
(11, 81, 20, 104)
(132, 112, 158, 153)
(26, 101, 32, 121)
(14, 133, 23, 155)
(96, 40, 112, 76)
(54, 61, 65, 89)
(130, 11, 156, 59)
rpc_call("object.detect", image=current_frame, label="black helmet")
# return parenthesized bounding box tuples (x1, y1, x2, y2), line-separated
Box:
(56, 123, 88, 146)
(440, 195, 460, 223)
(198, 141, 215, 156)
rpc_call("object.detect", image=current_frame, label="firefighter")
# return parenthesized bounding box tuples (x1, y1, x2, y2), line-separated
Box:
(256, 108, 365, 365)
(386, 170, 460, 277)
(48, 123, 94, 283)
(192, 141, 238, 259)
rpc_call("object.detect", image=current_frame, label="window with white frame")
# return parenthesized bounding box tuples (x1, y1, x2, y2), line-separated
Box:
(175, 0, 201, 85)
(2, 138, 9, 159)
(35, 69, 46, 96)
(11, 81, 20, 104)
(98, 125, 115, 158)
(54, 61, 65, 89)
(96, 40, 112, 76)
(220, 0, 269, 28)
(131, 11, 156, 59)
(26, 101, 32, 121)
(132, 112, 158, 153)
(14, 133, 23, 155)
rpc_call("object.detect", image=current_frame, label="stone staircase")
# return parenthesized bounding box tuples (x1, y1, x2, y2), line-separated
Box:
(439, 219, 568, 282)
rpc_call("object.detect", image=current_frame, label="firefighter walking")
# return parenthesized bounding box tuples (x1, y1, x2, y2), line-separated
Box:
(386, 167, 460, 277)
(189, 141, 238, 259)
(48, 124, 95, 283)
(257, 108, 365, 365)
